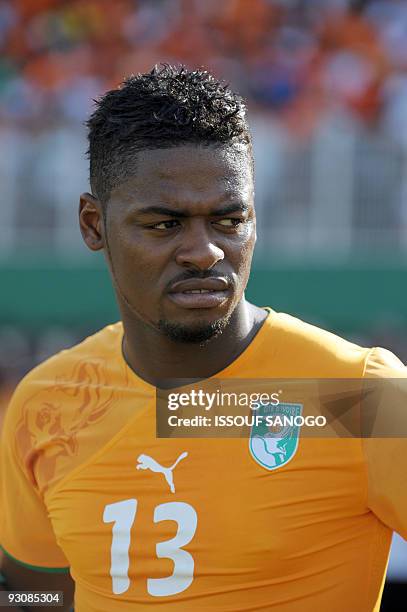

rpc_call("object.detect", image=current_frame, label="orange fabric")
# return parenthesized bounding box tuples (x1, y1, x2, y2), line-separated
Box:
(1, 312, 406, 610)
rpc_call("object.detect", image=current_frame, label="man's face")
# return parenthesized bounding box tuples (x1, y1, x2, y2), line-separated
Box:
(98, 143, 255, 342)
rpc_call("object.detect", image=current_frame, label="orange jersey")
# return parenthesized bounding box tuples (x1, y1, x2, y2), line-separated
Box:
(1, 310, 406, 611)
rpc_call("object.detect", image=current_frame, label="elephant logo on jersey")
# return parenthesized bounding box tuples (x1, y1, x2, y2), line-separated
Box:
(249, 403, 302, 471)
(136, 452, 188, 493)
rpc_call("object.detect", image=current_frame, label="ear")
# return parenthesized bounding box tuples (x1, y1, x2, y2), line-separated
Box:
(79, 193, 104, 251)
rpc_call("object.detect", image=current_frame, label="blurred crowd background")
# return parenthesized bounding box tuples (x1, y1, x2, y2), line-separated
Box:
(2, 0, 407, 251)
(2, 0, 407, 376)
(2, 0, 407, 131)
(0, 0, 407, 599)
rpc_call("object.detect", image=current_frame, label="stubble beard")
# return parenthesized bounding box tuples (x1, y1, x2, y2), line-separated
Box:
(157, 312, 233, 345)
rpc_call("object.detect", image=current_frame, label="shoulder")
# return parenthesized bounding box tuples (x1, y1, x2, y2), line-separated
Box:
(17, 321, 122, 388)
(364, 346, 405, 376)
(3, 322, 123, 427)
(363, 347, 406, 436)
(267, 311, 371, 376)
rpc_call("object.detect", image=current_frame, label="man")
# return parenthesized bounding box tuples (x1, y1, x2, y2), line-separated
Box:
(0, 65, 406, 611)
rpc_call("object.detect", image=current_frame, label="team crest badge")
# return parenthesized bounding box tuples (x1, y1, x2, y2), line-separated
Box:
(249, 403, 303, 471)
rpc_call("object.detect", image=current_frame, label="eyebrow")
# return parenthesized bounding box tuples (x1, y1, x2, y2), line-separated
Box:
(135, 203, 249, 218)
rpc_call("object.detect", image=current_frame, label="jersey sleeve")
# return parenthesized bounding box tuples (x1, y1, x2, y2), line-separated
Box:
(0, 379, 70, 571)
(362, 347, 407, 540)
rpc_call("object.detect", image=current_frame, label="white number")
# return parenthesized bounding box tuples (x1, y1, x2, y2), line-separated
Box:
(104, 499, 197, 597)
(103, 499, 138, 595)
(147, 502, 198, 597)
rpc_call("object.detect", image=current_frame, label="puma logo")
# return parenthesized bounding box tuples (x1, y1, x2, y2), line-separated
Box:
(136, 451, 188, 493)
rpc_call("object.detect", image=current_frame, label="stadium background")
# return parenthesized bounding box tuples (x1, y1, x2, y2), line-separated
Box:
(0, 0, 406, 608)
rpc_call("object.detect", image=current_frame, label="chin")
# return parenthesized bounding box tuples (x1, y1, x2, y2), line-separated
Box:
(157, 314, 232, 344)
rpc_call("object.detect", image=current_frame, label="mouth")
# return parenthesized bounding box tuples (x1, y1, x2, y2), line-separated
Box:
(167, 290, 230, 309)
(167, 278, 231, 309)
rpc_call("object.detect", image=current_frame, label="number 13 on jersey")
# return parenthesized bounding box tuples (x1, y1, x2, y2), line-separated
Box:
(103, 499, 198, 597)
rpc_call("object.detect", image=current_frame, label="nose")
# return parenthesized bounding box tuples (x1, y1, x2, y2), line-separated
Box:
(175, 222, 225, 271)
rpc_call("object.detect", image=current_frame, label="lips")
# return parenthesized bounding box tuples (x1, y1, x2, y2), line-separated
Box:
(169, 277, 229, 293)
(167, 277, 231, 309)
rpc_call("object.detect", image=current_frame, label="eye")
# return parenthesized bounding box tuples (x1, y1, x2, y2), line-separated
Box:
(215, 218, 244, 227)
(150, 220, 180, 230)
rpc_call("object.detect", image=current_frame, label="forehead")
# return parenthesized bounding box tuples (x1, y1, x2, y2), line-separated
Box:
(110, 143, 254, 208)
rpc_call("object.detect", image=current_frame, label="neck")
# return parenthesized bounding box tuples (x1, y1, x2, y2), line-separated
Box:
(120, 299, 268, 387)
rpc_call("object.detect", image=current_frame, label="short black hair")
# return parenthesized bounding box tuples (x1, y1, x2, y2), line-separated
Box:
(86, 64, 252, 206)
